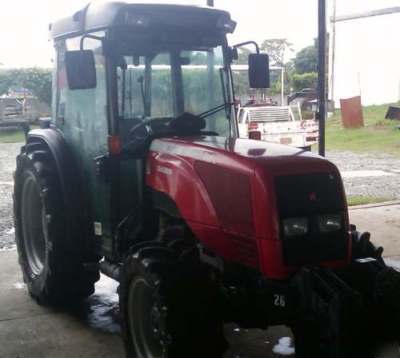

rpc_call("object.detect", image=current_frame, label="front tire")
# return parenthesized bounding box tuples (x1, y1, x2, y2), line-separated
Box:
(14, 143, 99, 306)
(120, 245, 227, 358)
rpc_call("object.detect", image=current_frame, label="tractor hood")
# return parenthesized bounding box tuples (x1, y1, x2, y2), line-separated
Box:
(147, 136, 349, 279)
(149, 135, 338, 177)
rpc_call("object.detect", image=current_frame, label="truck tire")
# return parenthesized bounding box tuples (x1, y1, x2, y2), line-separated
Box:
(300, 145, 312, 152)
(120, 245, 227, 358)
(13, 143, 99, 306)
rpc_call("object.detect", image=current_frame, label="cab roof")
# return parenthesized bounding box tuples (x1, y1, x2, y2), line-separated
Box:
(50, 2, 235, 40)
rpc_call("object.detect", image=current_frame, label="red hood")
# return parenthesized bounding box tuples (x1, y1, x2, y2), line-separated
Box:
(150, 136, 338, 176)
(147, 136, 349, 279)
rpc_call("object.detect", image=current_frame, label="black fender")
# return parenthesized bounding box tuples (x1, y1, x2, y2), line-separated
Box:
(150, 189, 181, 219)
(23, 128, 95, 258)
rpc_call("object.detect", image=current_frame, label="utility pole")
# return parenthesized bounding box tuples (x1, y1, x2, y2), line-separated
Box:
(318, 0, 327, 157)
(330, 0, 336, 104)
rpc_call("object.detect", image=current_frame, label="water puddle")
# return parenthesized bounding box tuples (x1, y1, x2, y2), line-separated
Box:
(85, 274, 121, 333)
(13, 282, 25, 290)
(384, 258, 400, 271)
(272, 337, 295, 356)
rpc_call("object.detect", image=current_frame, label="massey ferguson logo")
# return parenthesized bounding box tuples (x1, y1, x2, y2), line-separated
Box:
(309, 192, 317, 201)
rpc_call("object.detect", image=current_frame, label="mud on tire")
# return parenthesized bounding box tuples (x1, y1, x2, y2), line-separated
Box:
(13, 142, 99, 306)
(119, 244, 228, 358)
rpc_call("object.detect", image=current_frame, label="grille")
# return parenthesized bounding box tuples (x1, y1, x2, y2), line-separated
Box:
(275, 173, 348, 266)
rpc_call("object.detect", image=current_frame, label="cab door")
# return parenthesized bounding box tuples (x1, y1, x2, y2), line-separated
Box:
(54, 37, 113, 257)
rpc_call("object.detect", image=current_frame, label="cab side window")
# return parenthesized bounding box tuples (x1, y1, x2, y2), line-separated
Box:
(54, 35, 108, 156)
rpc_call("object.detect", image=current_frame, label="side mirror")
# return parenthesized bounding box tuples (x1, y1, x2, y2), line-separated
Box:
(65, 50, 97, 90)
(248, 54, 270, 89)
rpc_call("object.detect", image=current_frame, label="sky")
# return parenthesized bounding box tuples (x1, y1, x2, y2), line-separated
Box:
(0, 0, 320, 68)
(0, 0, 399, 104)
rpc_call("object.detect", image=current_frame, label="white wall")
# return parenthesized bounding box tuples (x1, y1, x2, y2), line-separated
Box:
(333, 11, 400, 106)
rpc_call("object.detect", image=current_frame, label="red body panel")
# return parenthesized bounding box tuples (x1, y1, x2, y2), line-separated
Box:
(146, 136, 350, 279)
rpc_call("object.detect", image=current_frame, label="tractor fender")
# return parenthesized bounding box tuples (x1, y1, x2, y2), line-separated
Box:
(146, 145, 219, 227)
(145, 139, 261, 269)
(23, 128, 91, 250)
(26, 128, 80, 205)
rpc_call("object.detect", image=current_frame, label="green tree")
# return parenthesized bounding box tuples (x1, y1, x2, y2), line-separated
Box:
(0, 70, 17, 96)
(0, 68, 52, 105)
(236, 47, 251, 65)
(293, 39, 318, 74)
(291, 72, 318, 91)
(260, 38, 294, 66)
(18, 68, 52, 105)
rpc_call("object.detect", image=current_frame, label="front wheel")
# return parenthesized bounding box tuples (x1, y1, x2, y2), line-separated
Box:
(119, 245, 227, 358)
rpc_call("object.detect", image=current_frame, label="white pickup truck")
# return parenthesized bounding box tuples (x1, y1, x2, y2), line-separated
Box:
(237, 104, 319, 150)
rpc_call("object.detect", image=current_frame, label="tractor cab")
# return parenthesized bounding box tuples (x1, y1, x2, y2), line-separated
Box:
(48, 3, 269, 258)
(50, 3, 268, 144)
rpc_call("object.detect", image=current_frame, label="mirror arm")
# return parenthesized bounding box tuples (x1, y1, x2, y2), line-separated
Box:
(80, 34, 105, 50)
(232, 41, 260, 54)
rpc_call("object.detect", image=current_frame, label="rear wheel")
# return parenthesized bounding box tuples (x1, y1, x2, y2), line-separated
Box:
(120, 244, 227, 358)
(14, 143, 99, 306)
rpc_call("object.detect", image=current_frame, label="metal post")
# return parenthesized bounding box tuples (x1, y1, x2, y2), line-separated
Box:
(318, 0, 327, 157)
(330, 0, 336, 104)
(0, 99, 4, 121)
(281, 68, 285, 105)
(207, 0, 215, 127)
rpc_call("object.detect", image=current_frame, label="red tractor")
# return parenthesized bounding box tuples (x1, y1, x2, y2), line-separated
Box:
(13, 2, 400, 357)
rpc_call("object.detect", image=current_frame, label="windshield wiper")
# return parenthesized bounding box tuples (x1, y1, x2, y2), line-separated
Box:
(198, 102, 233, 119)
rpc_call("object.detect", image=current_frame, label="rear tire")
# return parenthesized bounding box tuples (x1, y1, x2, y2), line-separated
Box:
(13, 143, 99, 306)
(120, 244, 227, 358)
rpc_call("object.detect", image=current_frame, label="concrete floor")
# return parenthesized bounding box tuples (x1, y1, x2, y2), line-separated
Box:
(0, 253, 291, 358)
(0, 202, 399, 358)
(349, 202, 400, 259)
(0, 251, 124, 358)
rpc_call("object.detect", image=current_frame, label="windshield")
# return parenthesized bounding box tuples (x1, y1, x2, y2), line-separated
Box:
(116, 46, 232, 137)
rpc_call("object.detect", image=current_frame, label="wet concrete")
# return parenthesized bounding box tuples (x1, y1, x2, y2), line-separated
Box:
(2, 200, 400, 358)
(0, 250, 293, 358)
(0, 250, 124, 358)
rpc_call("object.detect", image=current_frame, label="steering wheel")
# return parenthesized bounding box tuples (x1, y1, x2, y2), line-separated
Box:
(168, 112, 221, 136)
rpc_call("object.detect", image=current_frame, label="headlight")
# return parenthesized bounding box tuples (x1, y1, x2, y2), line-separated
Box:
(283, 217, 308, 237)
(318, 214, 342, 233)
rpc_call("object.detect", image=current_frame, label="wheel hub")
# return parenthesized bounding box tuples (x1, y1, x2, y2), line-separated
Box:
(21, 174, 47, 276)
(128, 278, 171, 358)
(150, 297, 170, 348)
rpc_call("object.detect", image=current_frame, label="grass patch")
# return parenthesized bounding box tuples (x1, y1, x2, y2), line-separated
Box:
(327, 102, 400, 156)
(347, 195, 393, 207)
(0, 124, 39, 143)
(0, 128, 26, 143)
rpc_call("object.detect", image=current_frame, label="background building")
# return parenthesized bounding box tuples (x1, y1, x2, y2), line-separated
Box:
(332, 1, 400, 106)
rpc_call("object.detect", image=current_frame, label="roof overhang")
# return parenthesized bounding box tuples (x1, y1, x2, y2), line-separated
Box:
(50, 2, 236, 41)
